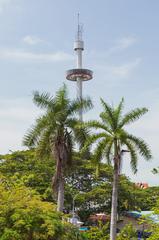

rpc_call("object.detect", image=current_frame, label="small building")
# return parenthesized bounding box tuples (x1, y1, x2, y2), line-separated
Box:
(135, 182, 149, 189)
(68, 214, 84, 227)
(117, 211, 159, 232)
(89, 213, 110, 225)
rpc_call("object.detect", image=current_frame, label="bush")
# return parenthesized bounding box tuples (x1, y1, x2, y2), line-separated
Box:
(0, 175, 84, 240)
(117, 224, 137, 240)
(83, 222, 109, 240)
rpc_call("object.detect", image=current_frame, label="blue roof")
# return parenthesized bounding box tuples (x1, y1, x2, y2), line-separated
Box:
(126, 211, 159, 224)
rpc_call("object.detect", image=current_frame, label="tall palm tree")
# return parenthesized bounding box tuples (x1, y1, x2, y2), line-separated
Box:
(23, 85, 92, 212)
(80, 98, 152, 240)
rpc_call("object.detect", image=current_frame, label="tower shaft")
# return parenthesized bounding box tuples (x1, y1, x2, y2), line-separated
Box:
(77, 78, 83, 121)
(76, 48, 83, 121)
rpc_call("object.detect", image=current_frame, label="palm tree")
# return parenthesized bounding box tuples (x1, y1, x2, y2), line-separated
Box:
(80, 98, 152, 240)
(23, 85, 92, 212)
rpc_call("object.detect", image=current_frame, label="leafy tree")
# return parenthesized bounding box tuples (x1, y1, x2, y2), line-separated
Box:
(0, 175, 85, 240)
(80, 98, 152, 240)
(1, 149, 156, 223)
(65, 161, 113, 220)
(23, 85, 92, 211)
(117, 224, 137, 240)
(146, 198, 159, 240)
(130, 186, 159, 211)
(0, 150, 54, 200)
(83, 222, 109, 240)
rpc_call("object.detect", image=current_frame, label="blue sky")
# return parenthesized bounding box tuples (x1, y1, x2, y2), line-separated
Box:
(0, 0, 159, 185)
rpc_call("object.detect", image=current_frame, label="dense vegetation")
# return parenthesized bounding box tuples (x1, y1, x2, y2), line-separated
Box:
(79, 98, 151, 239)
(1, 87, 158, 239)
(23, 85, 92, 212)
(0, 173, 85, 240)
(1, 150, 158, 214)
(0, 149, 159, 239)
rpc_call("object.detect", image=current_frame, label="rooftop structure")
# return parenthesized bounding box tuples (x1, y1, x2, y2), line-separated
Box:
(135, 182, 149, 189)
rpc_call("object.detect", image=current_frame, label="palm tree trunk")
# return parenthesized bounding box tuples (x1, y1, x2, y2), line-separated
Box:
(57, 177, 64, 212)
(110, 160, 119, 240)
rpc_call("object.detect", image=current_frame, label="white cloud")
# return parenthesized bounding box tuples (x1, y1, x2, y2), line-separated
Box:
(0, 48, 73, 62)
(105, 36, 138, 56)
(23, 35, 44, 45)
(117, 36, 138, 49)
(110, 58, 141, 78)
(94, 58, 141, 79)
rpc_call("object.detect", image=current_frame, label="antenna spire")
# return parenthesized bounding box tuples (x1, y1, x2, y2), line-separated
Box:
(78, 12, 80, 27)
(77, 13, 83, 41)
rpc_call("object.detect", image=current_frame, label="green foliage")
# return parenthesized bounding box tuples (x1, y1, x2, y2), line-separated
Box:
(0, 87, 155, 239)
(22, 85, 93, 211)
(62, 223, 86, 240)
(80, 99, 151, 239)
(0, 150, 54, 201)
(147, 227, 159, 240)
(1, 149, 157, 222)
(0, 150, 112, 221)
(23, 85, 92, 158)
(83, 222, 109, 240)
(117, 224, 137, 240)
(65, 161, 113, 221)
(81, 98, 151, 173)
(118, 176, 155, 213)
(147, 199, 159, 240)
(0, 175, 84, 240)
(148, 232, 159, 240)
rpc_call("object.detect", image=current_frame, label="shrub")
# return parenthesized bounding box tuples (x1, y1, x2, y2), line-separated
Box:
(0, 175, 84, 240)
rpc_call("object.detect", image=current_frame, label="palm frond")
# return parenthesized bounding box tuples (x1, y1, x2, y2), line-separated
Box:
(55, 84, 70, 110)
(80, 120, 112, 134)
(126, 133, 152, 160)
(104, 139, 114, 164)
(91, 140, 106, 176)
(78, 97, 93, 113)
(93, 137, 111, 163)
(122, 139, 138, 173)
(100, 112, 114, 129)
(73, 126, 90, 149)
(65, 117, 79, 128)
(33, 91, 55, 109)
(36, 127, 53, 157)
(68, 97, 93, 115)
(80, 132, 108, 155)
(113, 98, 124, 127)
(23, 116, 48, 147)
(119, 107, 148, 128)
(100, 98, 116, 130)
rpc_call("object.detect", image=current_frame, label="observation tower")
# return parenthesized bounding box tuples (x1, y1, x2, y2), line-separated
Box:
(66, 16, 93, 121)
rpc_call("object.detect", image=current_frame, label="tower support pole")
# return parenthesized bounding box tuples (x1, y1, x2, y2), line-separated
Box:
(77, 77, 83, 121)
(76, 49, 83, 121)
